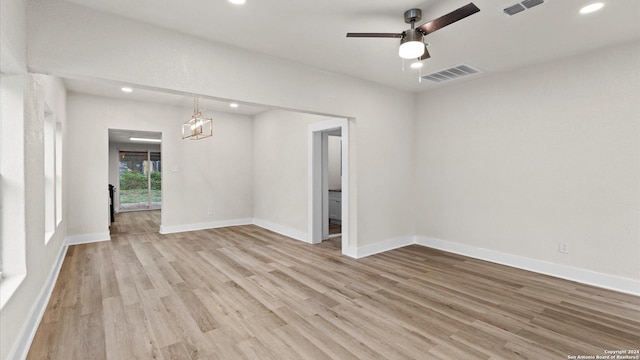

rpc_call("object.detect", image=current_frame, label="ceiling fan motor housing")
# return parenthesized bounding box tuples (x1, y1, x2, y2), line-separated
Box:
(404, 8, 422, 24)
(401, 29, 424, 44)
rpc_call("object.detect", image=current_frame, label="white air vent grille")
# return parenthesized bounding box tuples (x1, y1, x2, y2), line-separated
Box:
(421, 64, 481, 83)
(502, 0, 544, 16)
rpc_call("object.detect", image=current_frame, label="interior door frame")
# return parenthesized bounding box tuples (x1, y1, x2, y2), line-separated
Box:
(307, 118, 350, 255)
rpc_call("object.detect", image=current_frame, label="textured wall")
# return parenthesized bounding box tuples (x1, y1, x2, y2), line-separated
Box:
(252, 109, 329, 235)
(0, 74, 67, 360)
(415, 42, 640, 280)
(27, 0, 417, 248)
(66, 94, 255, 235)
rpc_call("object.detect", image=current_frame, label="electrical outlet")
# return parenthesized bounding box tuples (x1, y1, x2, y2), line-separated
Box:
(559, 242, 569, 254)
(207, 208, 214, 216)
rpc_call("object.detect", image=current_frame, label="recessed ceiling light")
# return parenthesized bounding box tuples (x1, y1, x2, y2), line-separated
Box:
(410, 62, 424, 69)
(130, 137, 161, 143)
(121, 87, 133, 93)
(579, 3, 604, 14)
(229, 103, 239, 108)
(228, 0, 246, 4)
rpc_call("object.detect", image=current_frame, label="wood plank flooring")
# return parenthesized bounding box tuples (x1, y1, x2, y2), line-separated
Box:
(28, 213, 640, 359)
(109, 210, 161, 235)
(328, 220, 341, 236)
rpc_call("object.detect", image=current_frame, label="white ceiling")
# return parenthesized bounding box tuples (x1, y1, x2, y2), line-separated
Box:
(64, 0, 640, 93)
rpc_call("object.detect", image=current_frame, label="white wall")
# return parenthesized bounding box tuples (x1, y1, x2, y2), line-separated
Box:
(0, 3, 28, 359)
(28, 0, 417, 249)
(0, 73, 67, 360)
(252, 109, 331, 238)
(36, 76, 68, 277)
(67, 94, 255, 237)
(415, 42, 640, 282)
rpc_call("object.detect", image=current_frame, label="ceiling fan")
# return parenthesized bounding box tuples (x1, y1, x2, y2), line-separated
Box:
(346, 3, 480, 60)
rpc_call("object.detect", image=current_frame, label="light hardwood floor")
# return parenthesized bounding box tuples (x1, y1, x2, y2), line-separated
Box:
(329, 220, 341, 235)
(109, 210, 161, 235)
(28, 213, 639, 359)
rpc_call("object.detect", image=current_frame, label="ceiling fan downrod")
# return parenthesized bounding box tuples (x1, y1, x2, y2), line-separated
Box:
(404, 8, 422, 28)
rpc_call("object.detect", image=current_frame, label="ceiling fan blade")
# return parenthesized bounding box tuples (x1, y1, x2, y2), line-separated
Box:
(417, 3, 480, 35)
(418, 45, 431, 60)
(346, 33, 403, 38)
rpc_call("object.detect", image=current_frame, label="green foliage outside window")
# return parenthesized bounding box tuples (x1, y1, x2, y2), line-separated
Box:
(120, 171, 161, 190)
(150, 171, 161, 190)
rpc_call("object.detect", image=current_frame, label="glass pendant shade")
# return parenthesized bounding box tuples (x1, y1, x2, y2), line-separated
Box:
(182, 98, 213, 140)
(399, 30, 425, 59)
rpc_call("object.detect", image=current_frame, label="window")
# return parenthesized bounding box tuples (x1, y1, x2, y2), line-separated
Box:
(0, 79, 3, 280)
(0, 74, 27, 307)
(119, 150, 162, 211)
(44, 105, 55, 242)
(55, 122, 62, 226)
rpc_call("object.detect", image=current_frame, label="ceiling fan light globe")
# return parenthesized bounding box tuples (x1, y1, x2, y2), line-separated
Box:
(399, 41, 425, 59)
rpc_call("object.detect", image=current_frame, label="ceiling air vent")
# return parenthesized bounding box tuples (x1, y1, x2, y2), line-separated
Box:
(421, 64, 481, 84)
(503, 3, 525, 16)
(521, 0, 544, 9)
(502, 0, 544, 16)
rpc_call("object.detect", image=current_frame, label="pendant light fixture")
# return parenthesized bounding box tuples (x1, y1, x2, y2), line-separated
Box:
(182, 97, 213, 140)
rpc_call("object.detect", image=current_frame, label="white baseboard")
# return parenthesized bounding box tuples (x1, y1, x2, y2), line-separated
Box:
(352, 236, 414, 259)
(65, 232, 110, 246)
(415, 236, 640, 296)
(159, 218, 253, 235)
(342, 246, 358, 259)
(7, 243, 68, 360)
(253, 218, 308, 243)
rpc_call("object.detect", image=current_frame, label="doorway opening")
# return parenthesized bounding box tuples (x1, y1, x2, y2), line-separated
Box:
(108, 129, 162, 215)
(308, 118, 350, 255)
(327, 131, 342, 238)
